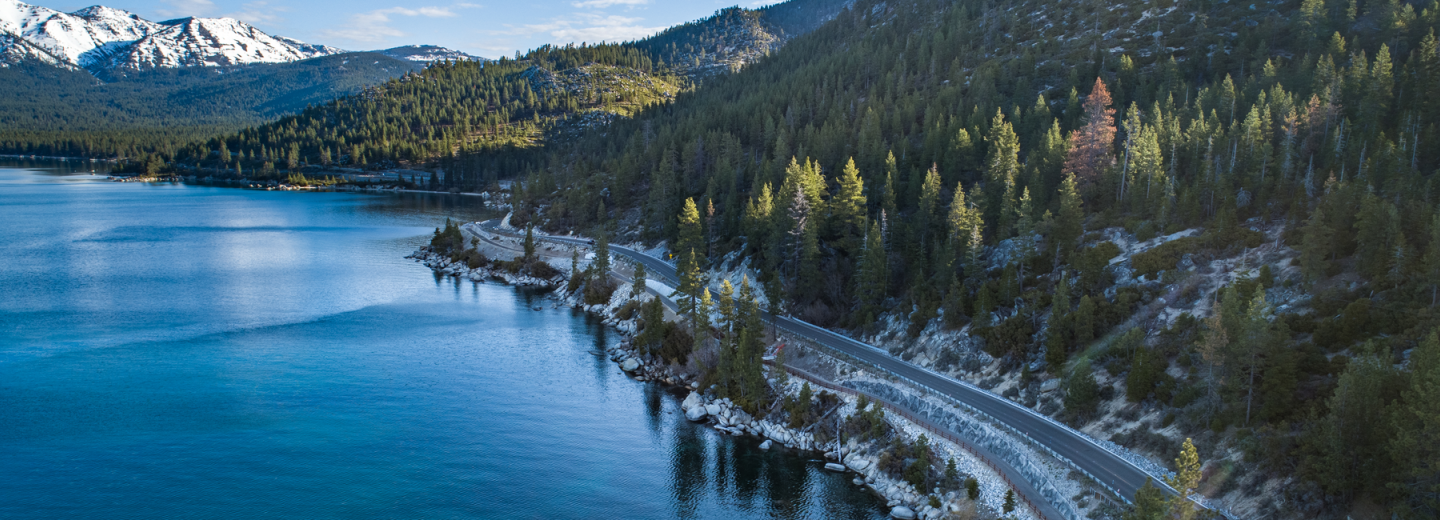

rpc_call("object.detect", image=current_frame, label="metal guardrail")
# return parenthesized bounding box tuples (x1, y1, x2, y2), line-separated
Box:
(777, 364, 1056, 520)
(767, 315, 1202, 506)
(475, 219, 1219, 517)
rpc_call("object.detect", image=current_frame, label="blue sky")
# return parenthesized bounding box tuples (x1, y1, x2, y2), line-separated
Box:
(40, 0, 775, 58)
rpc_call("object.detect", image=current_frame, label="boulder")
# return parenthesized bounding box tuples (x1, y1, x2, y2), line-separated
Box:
(705, 404, 722, 416)
(824, 463, 847, 472)
(1040, 379, 1062, 393)
(685, 406, 708, 422)
(759, 440, 773, 450)
(847, 459, 871, 472)
(621, 358, 640, 372)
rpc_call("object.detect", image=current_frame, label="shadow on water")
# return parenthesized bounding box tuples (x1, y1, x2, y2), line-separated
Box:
(0, 164, 891, 520)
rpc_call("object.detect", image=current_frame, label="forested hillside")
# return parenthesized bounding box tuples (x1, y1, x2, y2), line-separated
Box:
(501, 0, 1440, 517)
(157, 0, 852, 182)
(0, 53, 419, 157)
(158, 44, 680, 184)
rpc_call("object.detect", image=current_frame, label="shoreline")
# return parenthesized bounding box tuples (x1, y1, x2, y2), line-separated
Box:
(409, 244, 1044, 520)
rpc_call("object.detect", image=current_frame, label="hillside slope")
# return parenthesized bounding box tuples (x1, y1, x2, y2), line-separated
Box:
(0, 52, 419, 157)
(492, 0, 1440, 518)
(163, 0, 853, 175)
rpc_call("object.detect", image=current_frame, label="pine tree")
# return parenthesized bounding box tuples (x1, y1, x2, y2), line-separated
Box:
(632, 262, 647, 297)
(918, 164, 944, 250)
(1014, 187, 1037, 270)
(1063, 77, 1117, 186)
(881, 153, 899, 219)
(942, 274, 968, 330)
(1064, 358, 1101, 419)
(1123, 479, 1169, 520)
(1388, 330, 1440, 518)
(1045, 274, 1073, 369)
(1054, 174, 1084, 265)
(1238, 286, 1274, 426)
(1300, 206, 1334, 282)
(592, 229, 611, 283)
(717, 280, 738, 392)
(854, 220, 888, 328)
(1355, 194, 1400, 282)
(1166, 438, 1203, 520)
(1197, 311, 1229, 423)
(986, 110, 1021, 236)
(678, 197, 703, 264)
(1073, 294, 1096, 345)
(787, 187, 819, 295)
(833, 157, 867, 257)
(523, 224, 537, 267)
(568, 249, 583, 292)
(968, 283, 993, 330)
(1002, 489, 1016, 514)
(947, 182, 983, 261)
(675, 249, 703, 317)
(694, 288, 713, 354)
(737, 276, 768, 412)
(1423, 214, 1440, 306)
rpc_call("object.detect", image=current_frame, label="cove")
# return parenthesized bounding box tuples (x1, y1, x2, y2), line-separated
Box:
(0, 162, 886, 519)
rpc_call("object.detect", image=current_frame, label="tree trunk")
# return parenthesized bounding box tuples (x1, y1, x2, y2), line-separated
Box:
(1245, 352, 1256, 426)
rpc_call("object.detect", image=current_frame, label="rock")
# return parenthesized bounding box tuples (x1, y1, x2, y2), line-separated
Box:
(1040, 379, 1061, 393)
(681, 392, 701, 411)
(847, 459, 871, 472)
(824, 463, 847, 472)
(853, 477, 865, 486)
(705, 404, 722, 416)
(759, 440, 773, 450)
(621, 358, 640, 372)
(685, 406, 708, 422)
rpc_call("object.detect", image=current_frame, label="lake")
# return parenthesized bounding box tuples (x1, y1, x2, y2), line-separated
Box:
(0, 162, 886, 519)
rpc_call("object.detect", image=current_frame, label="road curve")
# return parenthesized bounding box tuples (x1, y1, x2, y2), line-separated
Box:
(475, 220, 1171, 517)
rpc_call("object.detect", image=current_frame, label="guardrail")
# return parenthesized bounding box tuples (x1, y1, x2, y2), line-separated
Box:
(777, 364, 1056, 520)
(772, 325, 1128, 511)
(476, 219, 1222, 518)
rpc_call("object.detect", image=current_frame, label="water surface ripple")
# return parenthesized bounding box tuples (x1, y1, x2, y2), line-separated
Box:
(0, 162, 886, 519)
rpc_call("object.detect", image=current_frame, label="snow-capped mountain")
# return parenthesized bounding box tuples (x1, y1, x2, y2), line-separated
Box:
(0, 0, 343, 73)
(376, 45, 482, 63)
(0, 30, 75, 68)
(107, 17, 341, 69)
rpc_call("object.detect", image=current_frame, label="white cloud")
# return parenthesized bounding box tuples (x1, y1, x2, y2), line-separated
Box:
(499, 13, 665, 45)
(571, 0, 651, 8)
(321, 4, 475, 44)
(156, 0, 218, 18)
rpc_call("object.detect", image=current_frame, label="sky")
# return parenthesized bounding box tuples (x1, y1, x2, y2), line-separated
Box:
(39, 0, 776, 58)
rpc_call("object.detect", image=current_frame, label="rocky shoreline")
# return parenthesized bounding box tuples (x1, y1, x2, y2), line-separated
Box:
(407, 249, 565, 287)
(410, 244, 1030, 520)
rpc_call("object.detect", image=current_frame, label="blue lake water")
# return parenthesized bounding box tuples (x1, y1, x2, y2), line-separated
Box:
(0, 162, 886, 519)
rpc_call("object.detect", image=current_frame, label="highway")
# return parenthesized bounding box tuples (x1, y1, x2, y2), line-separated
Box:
(472, 219, 1172, 518)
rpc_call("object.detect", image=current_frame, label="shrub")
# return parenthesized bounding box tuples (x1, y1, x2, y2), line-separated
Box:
(1125, 347, 1173, 403)
(657, 323, 693, 364)
(1131, 236, 1202, 278)
(845, 399, 890, 441)
(965, 477, 979, 500)
(614, 299, 642, 321)
(583, 279, 616, 305)
(1063, 359, 1101, 423)
(527, 260, 562, 279)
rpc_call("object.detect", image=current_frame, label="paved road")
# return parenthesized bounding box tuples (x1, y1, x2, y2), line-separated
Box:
(463, 222, 680, 313)
(474, 220, 1172, 518)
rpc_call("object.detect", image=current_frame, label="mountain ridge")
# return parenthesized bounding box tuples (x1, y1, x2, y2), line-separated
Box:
(0, 0, 480, 75)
